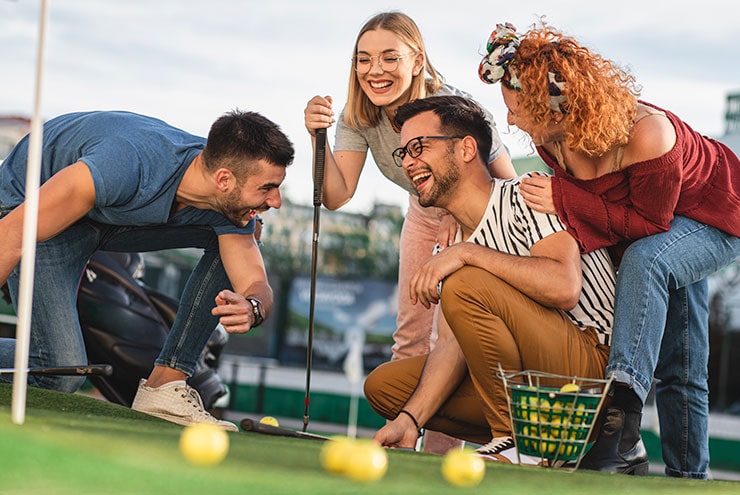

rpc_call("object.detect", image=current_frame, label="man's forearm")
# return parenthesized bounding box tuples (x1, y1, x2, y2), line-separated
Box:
(398, 330, 467, 428)
(0, 215, 23, 287)
(0, 245, 19, 288)
(457, 238, 581, 310)
(241, 281, 273, 319)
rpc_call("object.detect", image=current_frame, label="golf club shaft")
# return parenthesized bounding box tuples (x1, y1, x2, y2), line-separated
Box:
(304, 128, 326, 432)
(0, 364, 113, 376)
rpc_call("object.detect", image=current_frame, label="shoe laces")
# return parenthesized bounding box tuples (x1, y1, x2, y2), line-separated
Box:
(174, 384, 206, 412)
(475, 436, 515, 455)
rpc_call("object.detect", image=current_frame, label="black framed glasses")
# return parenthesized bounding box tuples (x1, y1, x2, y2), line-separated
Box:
(354, 51, 416, 74)
(392, 135, 465, 167)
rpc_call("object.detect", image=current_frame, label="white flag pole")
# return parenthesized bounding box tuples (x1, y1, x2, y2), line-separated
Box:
(343, 328, 364, 439)
(11, 0, 49, 425)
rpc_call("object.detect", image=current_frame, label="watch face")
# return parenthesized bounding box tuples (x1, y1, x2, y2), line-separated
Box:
(248, 298, 263, 326)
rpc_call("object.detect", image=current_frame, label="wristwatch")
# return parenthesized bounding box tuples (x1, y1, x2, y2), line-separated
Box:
(246, 297, 264, 328)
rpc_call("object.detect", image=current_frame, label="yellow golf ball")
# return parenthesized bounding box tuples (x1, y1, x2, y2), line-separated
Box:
(179, 423, 229, 467)
(559, 383, 580, 393)
(343, 439, 388, 483)
(259, 416, 280, 427)
(441, 448, 486, 488)
(320, 436, 356, 474)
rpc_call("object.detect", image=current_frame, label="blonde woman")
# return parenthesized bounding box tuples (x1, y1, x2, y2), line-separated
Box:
(304, 11, 514, 363)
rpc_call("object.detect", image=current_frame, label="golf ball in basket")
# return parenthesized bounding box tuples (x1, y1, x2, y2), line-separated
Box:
(179, 423, 229, 466)
(559, 383, 580, 393)
(259, 416, 280, 427)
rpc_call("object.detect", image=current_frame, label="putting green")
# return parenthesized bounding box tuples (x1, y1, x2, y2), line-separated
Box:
(0, 385, 737, 495)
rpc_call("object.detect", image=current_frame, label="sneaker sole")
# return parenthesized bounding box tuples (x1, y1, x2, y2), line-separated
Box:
(135, 409, 238, 432)
(479, 453, 515, 463)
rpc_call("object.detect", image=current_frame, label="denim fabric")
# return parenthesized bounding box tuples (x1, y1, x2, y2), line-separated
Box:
(0, 219, 225, 392)
(607, 216, 740, 478)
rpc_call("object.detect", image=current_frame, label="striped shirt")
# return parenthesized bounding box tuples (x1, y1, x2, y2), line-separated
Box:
(462, 174, 616, 344)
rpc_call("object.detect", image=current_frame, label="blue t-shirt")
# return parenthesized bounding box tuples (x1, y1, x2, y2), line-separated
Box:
(0, 111, 254, 236)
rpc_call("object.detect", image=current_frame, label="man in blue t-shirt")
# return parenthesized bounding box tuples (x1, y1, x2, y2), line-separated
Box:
(0, 110, 294, 430)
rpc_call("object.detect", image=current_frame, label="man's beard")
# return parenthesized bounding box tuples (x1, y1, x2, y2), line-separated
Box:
(418, 156, 460, 208)
(217, 188, 266, 227)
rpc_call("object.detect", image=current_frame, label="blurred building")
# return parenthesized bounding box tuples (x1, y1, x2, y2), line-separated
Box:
(719, 91, 740, 151)
(0, 115, 30, 161)
(708, 89, 740, 413)
(259, 198, 403, 279)
(725, 91, 740, 132)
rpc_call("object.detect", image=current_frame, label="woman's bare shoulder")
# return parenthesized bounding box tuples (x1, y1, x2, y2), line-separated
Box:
(625, 105, 676, 164)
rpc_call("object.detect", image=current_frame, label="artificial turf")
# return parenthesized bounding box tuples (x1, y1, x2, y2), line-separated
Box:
(1, 384, 738, 495)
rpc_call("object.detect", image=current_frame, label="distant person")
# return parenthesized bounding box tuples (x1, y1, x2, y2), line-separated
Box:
(479, 22, 740, 477)
(363, 95, 616, 464)
(0, 110, 294, 431)
(303, 10, 516, 454)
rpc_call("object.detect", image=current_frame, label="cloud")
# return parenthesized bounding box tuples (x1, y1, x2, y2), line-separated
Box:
(1, 0, 738, 213)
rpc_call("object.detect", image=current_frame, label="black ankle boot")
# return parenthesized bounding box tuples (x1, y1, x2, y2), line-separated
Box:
(578, 385, 649, 475)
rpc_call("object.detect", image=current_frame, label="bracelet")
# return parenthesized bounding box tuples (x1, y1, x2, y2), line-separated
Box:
(398, 409, 423, 437)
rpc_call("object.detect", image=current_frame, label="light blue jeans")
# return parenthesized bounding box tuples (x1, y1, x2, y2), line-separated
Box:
(0, 218, 229, 392)
(608, 216, 740, 479)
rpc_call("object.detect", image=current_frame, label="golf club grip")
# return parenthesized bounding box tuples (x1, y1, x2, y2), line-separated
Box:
(240, 418, 300, 438)
(29, 364, 113, 376)
(312, 128, 326, 207)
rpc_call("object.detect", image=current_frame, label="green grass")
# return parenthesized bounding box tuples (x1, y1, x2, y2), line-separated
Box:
(1, 384, 738, 495)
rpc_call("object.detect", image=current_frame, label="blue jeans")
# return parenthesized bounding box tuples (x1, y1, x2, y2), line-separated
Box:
(608, 216, 740, 479)
(0, 218, 229, 392)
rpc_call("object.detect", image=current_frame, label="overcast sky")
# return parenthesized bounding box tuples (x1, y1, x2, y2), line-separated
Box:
(2, 0, 738, 213)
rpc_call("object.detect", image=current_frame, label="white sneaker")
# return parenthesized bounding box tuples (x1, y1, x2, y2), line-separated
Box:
(131, 379, 238, 432)
(475, 436, 541, 465)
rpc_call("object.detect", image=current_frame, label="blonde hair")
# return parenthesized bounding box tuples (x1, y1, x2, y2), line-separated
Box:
(344, 11, 444, 129)
(514, 23, 640, 158)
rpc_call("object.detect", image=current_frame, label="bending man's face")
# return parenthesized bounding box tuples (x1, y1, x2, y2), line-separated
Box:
(218, 160, 285, 227)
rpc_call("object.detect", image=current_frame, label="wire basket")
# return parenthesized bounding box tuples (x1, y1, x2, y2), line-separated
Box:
(498, 368, 612, 469)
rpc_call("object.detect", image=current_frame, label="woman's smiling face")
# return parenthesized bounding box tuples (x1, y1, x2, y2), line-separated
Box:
(355, 28, 423, 113)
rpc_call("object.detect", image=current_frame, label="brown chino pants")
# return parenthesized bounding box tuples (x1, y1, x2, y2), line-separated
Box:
(364, 266, 610, 445)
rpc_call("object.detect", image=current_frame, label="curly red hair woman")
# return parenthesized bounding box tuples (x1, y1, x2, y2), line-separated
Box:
(479, 21, 740, 478)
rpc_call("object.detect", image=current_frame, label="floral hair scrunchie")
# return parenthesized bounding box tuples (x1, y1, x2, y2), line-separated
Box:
(479, 23, 569, 113)
(478, 22, 521, 90)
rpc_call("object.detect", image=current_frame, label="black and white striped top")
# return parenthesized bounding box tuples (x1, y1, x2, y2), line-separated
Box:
(463, 174, 615, 344)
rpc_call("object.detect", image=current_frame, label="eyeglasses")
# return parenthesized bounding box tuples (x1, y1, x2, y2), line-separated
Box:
(354, 51, 416, 74)
(392, 135, 465, 167)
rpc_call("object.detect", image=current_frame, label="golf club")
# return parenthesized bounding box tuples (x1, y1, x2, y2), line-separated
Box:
(0, 364, 113, 376)
(240, 417, 329, 441)
(303, 127, 326, 433)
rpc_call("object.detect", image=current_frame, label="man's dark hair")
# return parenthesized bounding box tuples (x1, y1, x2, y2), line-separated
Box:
(203, 110, 295, 179)
(395, 96, 493, 164)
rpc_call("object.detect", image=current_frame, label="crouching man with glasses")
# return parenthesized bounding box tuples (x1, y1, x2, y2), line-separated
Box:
(364, 95, 616, 465)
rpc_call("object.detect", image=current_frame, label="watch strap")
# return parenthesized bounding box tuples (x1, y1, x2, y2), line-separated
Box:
(246, 297, 264, 327)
